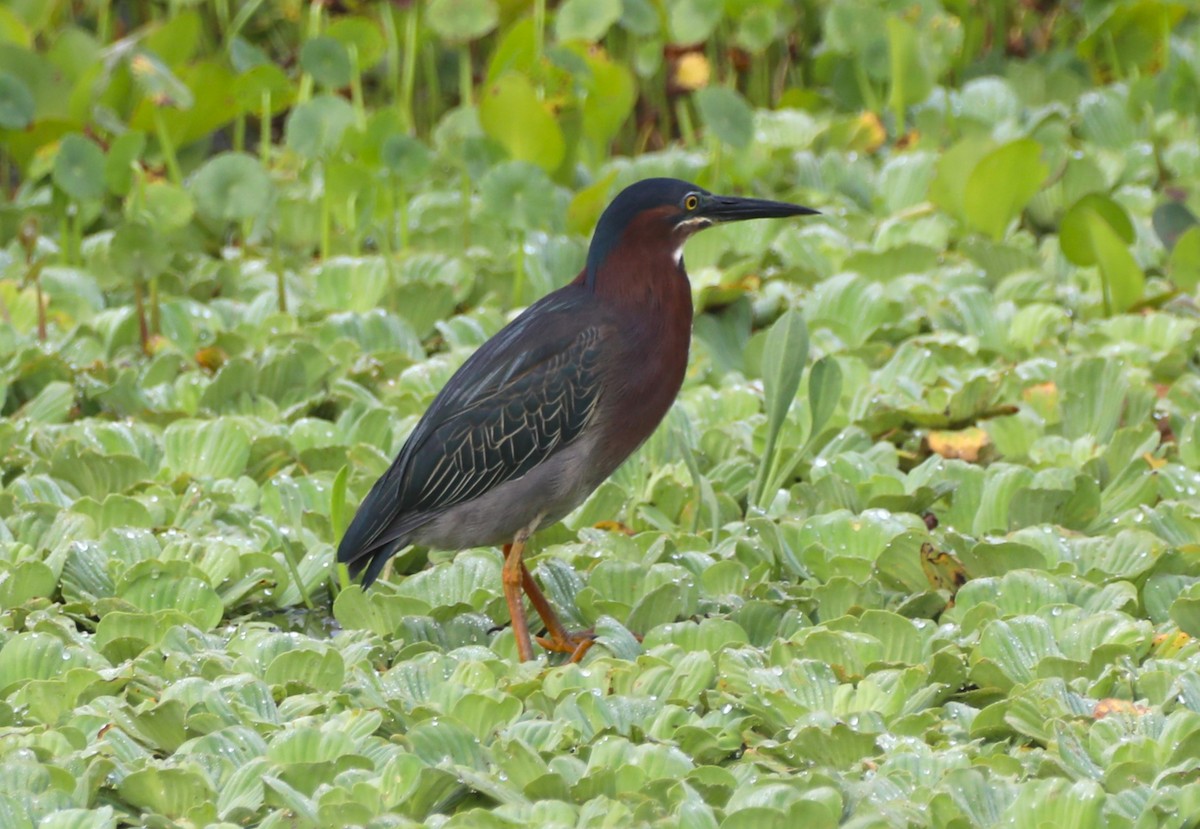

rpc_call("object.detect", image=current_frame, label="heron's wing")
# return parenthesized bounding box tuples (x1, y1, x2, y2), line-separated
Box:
(403, 324, 604, 512)
(337, 287, 606, 583)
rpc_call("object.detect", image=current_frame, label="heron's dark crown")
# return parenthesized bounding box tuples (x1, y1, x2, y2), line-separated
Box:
(585, 178, 706, 288)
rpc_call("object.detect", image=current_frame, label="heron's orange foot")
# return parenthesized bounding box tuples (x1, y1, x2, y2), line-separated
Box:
(536, 628, 596, 663)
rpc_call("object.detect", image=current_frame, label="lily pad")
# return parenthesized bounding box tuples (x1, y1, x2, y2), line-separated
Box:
(190, 152, 272, 223)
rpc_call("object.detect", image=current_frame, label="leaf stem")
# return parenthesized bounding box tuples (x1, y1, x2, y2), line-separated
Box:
(33, 263, 46, 341)
(460, 170, 471, 248)
(349, 44, 366, 129)
(422, 40, 442, 124)
(512, 229, 526, 305)
(401, 6, 419, 132)
(149, 274, 160, 342)
(675, 98, 697, 146)
(281, 543, 316, 610)
(381, 4, 401, 105)
(396, 181, 409, 250)
(533, 0, 545, 91)
(134, 277, 150, 356)
(273, 246, 287, 314)
(97, 0, 111, 44)
(233, 110, 245, 153)
(320, 164, 332, 260)
(259, 90, 272, 166)
(458, 43, 473, 107)
(152, 107, 182, 186)
(853, 58, 879, 113)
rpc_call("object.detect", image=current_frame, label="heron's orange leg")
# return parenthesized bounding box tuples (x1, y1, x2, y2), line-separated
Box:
(521, 563, 595, 663)
(501, 533, 535, 662)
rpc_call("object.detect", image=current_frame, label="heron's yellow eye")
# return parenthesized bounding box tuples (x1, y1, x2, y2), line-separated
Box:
(684, 194, 699, 211)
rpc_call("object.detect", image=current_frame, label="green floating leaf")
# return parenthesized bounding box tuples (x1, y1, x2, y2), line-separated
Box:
(51, 442, 150, 499)
(578, 49, 636, 147)
(451, 692, 523, 739)
(312, 256, 391, 313)
(122, 573, 223, 630)
(38, 807, 117, 829)
(264, 775, 318, 823)
(427, 0, 499, 42)
(16, 379, 73, 424)
(141, 9, 201, 67)
(479, 160, 561, 231)
(626, 582, 685, 632)
(300, 36, 352, 88)
(997, 779, 1104, 829)
(620, 0, 660, 37)
(0, 632, 89, 691)
(479, 73, 565, 172)
(104, 131, 146, 196)
(407, 718, 487, 769)
(1170, 582, 1200, 638)
(556, 0, 622, 41)
(230, 34, 269, 72)
(0, 70, 34, 129)
(327, 16, 387, 67)
(380, 134, 434, 179)
(1008, 473, 1101, 531)
(95, 610, 189, 652)
(138, 181, 195, 231)
(285, 94, 356, 158)
(0, 561, 56, 607)
(233, 63, 294, 114)
(190, 152, 272, 224)
(333, 585, 429, 636)
(110, 220, 170, 280)
(975, 616, 1061, 687)
(393, 551, 500, 611)
(721, 807, 791, 829)
(268, 726, 356, 768)
(118, 767, 215, 822)
(1169, 225, 1200, 291)
(53, 133, 106, 201)
(928, 138, 994, 222)
(643, 617, 749, 653)
(1060, 193, 1134, 266)
(1078, 0, 1185, 81)
(1061, 193, 1143, 312)
(163, 418, 252, 479)
(669, 0, 724, 44)
(693, 86, 753, 149)
(1088, 215, 1145, 312)
(962, 138, 1048, 239)
(1152, 201, 1197, 251)
(264, 648, 344, 692)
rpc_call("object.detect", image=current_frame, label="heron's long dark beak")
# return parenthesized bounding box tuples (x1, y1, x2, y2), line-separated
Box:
(703, 195, 819, 222)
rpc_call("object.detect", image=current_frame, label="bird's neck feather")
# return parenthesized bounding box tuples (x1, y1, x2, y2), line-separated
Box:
(584, 215, 694, 321)
(577, 217, 695, 464)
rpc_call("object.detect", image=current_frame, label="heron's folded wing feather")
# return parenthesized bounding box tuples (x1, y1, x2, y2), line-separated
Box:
(337, 290, 606, 576)
(405, 324, 604, 512)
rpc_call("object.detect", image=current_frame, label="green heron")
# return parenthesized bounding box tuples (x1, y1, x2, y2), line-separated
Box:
(338, 177, 817, 662)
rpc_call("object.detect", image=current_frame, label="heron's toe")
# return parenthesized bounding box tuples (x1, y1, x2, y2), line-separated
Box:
(536, 628, 596, 663)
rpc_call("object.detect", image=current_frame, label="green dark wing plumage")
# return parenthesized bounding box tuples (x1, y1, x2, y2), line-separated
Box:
(337, 286, 606, 585)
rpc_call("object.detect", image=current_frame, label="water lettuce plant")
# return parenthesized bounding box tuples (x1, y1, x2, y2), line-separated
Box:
(2, 0, 1200, 826)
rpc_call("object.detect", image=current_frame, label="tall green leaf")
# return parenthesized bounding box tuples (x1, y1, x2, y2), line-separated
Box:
(754, 309, 808, 506)
(963, 138, 1047, 239)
